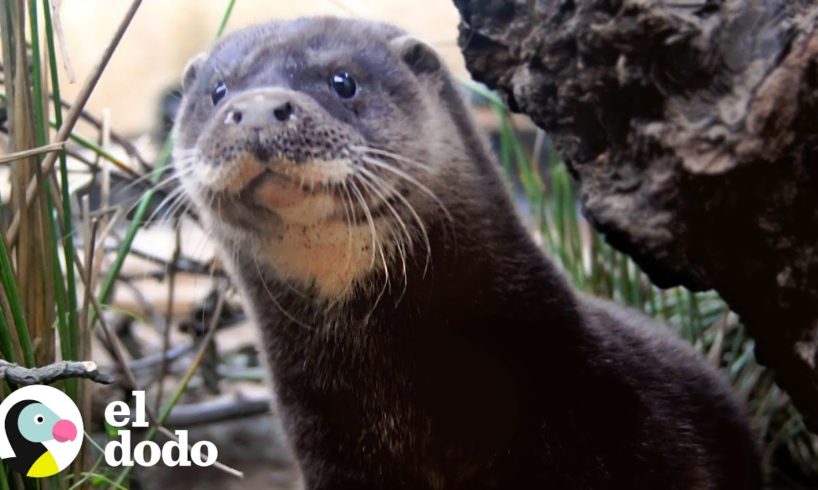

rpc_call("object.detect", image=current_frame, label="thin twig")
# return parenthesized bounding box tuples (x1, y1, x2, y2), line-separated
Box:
(0, 359, 114, 385)
(49, 0, 75, 83)
(59, 98, 150, 172)
(124, 342, 194, 374)
(78, 197, 96, 353)
(101, 246, 221, 276)
(0, 141, 65, 163)
(116, 276, 166, 331)
(156, 426, 243, 479)
(155, 226, 181, 413)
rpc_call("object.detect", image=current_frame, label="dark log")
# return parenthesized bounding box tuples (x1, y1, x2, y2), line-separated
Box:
(454, 0, 818, 428)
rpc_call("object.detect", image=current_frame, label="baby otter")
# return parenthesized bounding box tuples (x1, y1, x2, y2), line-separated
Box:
(174, 17, 762, 489)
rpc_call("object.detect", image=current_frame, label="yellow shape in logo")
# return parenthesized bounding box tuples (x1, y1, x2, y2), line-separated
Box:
(27, 451, 60, 478)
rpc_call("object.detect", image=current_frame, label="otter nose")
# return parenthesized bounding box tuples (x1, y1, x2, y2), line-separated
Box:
(224, 97, 296, 128)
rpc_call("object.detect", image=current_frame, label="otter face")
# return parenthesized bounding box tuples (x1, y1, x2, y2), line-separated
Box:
(174, 17, 453, 299)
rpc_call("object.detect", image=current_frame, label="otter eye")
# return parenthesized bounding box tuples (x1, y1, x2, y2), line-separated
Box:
(34, 414, 44, 424)
(329, 72, 357, 99)
(211, 81, 228, 105)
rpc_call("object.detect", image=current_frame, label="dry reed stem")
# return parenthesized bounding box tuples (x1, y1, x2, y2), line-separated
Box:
(5, 0, 144, 246)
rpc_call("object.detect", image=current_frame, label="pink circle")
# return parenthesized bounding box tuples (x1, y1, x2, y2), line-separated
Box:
(52, 419, 77, 442)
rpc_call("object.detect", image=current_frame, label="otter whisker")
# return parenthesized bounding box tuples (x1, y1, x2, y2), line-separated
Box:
(352, 145, 435, 172)
(347, 179, 380, 271)
(354, 170, 417, 268)
(219, 195, 246, 286)
(117, 166, 196, 221)
(359, 155, 452, 226)
(163, 188, 196, 224)
(355, 171, 412, 244)
(144, 185, 190, 225)
(192, 221, 218, 277)
(357, 164, 432, 275)
(162, 198, 197, 231)
(380, 218, 410, 305)
(252, 259, 315, 332)
(115, 171, 183, 216)
(355, 172, 410, 290)
(207, 199, 225, 285)
(171, 146, 199, 157)
(114, 164, 181, 196)
(372, 228, 391, 310)
(118, 150, 198, 197)
(357, 150, 457, 249)
(349, 177, 391, 310)
(325, 182, 357, 307)
(147, 170, 189, 194)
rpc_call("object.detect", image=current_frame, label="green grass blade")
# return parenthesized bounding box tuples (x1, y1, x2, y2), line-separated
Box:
(215, 0, 237, 38)
(0, 461, 9, 490)
(26, 0, 47, 148)
(0, 296, 17, 363)
(0, 230, 35, 367)
(42, 0, 79, 367)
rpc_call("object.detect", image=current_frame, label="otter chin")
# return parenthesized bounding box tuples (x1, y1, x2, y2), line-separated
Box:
(174, 16, 762, 490)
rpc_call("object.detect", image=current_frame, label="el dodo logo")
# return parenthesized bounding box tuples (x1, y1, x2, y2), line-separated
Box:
(0, 385, 82, 478)
(0, 387, 217, 479)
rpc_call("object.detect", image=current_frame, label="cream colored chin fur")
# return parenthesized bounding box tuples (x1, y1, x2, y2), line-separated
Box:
(197, 156, 391, 299)
(260, 217, 389, 299)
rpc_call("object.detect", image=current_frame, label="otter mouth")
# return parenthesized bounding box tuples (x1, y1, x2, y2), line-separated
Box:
(179, 129, 436, 243)
(239, 167, 294, 195)
(250, 140, 274, 163)
(224, 165, 401, 225)
(246, 137, 305, 166)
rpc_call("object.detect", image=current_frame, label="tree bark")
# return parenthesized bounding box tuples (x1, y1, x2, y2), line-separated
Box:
(454, 0, 818, 429)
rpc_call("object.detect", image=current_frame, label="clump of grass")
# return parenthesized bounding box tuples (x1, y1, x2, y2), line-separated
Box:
(1, 0, 80, 487)
(0, 1, 238, 488)
(472, 83, 818, 487)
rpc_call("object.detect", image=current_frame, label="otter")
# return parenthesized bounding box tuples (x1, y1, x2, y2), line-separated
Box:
(173, 17, 762, 489)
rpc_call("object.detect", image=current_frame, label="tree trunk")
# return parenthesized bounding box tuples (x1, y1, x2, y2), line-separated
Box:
(453, 0, 818, 429)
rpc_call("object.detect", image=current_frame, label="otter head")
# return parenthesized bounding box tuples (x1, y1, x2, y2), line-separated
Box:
(175, 17, 463, 301)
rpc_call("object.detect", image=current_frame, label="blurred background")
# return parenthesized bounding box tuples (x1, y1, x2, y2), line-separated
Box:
(0, 1, 816, 489)
(56, 0, 467, 136)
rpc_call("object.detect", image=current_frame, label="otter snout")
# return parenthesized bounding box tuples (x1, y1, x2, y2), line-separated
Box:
(223, 93, 297, 128)
(217, 89, 301, 163)
(198, 87, 360, 170)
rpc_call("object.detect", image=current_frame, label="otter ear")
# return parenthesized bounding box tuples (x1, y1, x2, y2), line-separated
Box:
(182, 52, 208, 92)
(390, 36, 441, 75)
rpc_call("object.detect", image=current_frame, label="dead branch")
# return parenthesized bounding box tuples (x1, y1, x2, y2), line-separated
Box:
(0, 359, 114, 385)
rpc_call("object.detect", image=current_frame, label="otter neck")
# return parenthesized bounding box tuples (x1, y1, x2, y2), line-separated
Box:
(230, 193, 579, 335)
(224, 183, 586, 482)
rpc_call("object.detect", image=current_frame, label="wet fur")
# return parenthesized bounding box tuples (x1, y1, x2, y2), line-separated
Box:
(174, 17, 762, 489)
